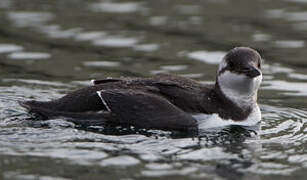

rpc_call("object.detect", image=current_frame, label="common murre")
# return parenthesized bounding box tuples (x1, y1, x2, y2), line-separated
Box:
(20, 47, 262, 132)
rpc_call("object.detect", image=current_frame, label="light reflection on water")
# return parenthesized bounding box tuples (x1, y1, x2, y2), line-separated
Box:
(0, 44, 23, 53)
(83, 61, 121, 68)
(274, 40, 305, 48)
(263, 80, 307, 96)
(90, 2, 144, 14)
(93, 36, 139, 47)
(8, 52, 51, 60)
(0, 82, 306, 179)
(0, 0, 307, 179)
(185, 50, 226, 64)
(7, 12, 54, 28)
(74, 31, 106, 41)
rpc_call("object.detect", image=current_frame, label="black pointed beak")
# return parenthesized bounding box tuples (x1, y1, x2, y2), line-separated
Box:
(241, 67, 261, 78)
(245, 67, 261, 78)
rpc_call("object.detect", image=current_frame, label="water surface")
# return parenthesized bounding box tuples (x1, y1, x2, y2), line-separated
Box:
(0, 0, 307, 179)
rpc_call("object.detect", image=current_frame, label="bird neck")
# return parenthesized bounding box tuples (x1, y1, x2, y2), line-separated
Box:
(215, 79, 257, 109)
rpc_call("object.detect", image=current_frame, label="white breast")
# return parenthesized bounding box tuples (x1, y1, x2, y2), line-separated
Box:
(192, 104, 261, 130)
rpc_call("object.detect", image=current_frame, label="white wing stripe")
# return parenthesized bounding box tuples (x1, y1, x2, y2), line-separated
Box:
(96, 91, 111, 112)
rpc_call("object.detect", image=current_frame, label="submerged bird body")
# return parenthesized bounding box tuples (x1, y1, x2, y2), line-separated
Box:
(21, 47, 262, 131)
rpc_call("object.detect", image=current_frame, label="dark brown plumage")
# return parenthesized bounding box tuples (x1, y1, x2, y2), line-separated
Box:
(20, 47, 262, 132)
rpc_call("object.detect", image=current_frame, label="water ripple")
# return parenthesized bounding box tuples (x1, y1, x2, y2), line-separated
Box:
(0, 82, 306, 179)
(7, 11, 53, 28)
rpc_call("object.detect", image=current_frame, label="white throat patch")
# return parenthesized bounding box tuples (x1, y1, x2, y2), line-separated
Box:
(218, 70, 262, 107)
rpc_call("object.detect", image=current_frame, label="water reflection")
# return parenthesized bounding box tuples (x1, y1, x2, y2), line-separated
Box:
(133, 44, 159, 52)
(275, 40, 305, 48)
(149, 16, 168, 26)
(0, 0, 307, 179)
(90, 2, 144, 14)
(40, 26, 82, 39)
(100, 156, 140, 166)
(74, 31, 106, 41)
(286, 11, 307, 22)
(252, 33, 271, 42)
(0, 44, 23, 53)
(3, 173, 71, 180)
(83, 61, 120, 68)
(175, 5, 201, 15)
(93, 36, 139, 47)
(186, 50, 226, 64)
(0, 0, 10, 8)
(288, 73, 307, 80)
(7, 12, 53, 28)
(160, 65, 187, 71)
(8, 52, 51, 60)
(2, 79, 71, 87)
(263, 80, 307, 96)
(0, 79, 306, 179)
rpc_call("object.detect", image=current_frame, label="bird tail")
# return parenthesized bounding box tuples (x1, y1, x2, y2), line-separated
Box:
(19, 100, 114, 126)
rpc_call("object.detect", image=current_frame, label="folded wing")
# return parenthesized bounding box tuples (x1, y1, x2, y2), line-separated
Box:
(96, 89, 197, 131)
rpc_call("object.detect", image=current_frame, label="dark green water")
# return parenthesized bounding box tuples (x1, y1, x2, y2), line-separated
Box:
(0, 0, 307, 179)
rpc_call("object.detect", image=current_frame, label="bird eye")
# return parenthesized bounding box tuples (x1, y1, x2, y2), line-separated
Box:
(258, 62, 261, 69)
